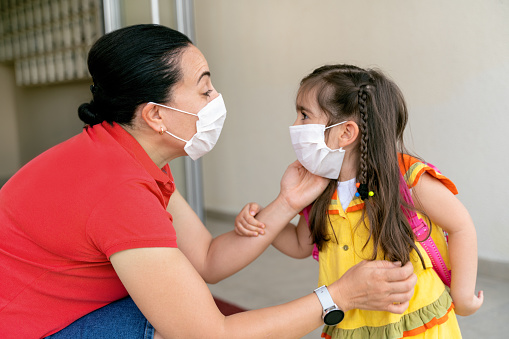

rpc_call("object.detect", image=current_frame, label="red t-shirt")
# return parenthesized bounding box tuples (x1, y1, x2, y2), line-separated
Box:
(0, 122, 178, 338)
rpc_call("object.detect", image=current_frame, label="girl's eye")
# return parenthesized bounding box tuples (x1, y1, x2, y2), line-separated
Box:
(204, 90, 212, 97)
(301, 112, 309, 120)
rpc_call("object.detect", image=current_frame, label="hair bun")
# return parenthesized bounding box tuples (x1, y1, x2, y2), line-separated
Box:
(78, 102, 104, 126)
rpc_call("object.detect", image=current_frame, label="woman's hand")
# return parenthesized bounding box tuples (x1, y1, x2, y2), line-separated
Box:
(279, 161, 329, 213)
(451, 290, 484, 316)
(234, 203, 265, 237)
(328, 260, 417, 314)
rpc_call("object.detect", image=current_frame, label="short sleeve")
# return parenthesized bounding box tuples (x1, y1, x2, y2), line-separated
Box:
(399, 154, 458, 195)
(86, 180, 177, 258)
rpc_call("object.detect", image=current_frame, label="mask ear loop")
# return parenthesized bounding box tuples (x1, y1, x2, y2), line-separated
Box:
(149, 102, 194, 142)
(165, 130, 188, 143)
(324, 121, 347, 153)
(324, 121, 347, 130)
(148, 102, 198, 117)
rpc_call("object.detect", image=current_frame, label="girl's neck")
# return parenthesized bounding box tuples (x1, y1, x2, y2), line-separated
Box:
(338, 151, 359, 182)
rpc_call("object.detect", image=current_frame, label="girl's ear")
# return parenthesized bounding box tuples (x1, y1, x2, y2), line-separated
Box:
(140, 103, 165, 134)
(338, 121, 359, 148)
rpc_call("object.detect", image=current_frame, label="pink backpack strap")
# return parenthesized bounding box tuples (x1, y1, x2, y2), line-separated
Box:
(302, 205, 319, 261)
(399, 174, 451, 287)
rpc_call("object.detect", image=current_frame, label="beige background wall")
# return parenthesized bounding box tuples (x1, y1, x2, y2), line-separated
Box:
(14, 82, 90, 164)
(0, 0, 507, 266)
(194, 0, 509, 264)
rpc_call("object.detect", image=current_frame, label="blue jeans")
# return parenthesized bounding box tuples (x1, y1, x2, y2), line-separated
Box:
(45, 297, 155, 339)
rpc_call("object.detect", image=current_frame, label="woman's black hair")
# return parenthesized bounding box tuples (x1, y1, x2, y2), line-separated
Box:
(78, 24, 192, 126)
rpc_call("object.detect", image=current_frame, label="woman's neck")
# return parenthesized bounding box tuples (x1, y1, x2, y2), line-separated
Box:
(121, 123, 182, 169)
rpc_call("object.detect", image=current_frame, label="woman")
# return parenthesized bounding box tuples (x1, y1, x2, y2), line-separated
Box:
(0, 25, 416, 338)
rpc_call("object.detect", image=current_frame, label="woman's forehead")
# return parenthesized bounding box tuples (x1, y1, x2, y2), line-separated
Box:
(180, 45, 210, 85)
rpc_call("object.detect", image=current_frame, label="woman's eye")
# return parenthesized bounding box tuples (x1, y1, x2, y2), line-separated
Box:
(301, 112, 309, 120)
(204, 90, 212, 97)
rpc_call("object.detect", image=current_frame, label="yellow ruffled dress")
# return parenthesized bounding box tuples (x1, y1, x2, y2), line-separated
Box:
(318, 155, 462, 338)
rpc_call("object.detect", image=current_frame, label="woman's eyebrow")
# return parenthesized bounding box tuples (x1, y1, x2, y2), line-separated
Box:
(197, 71, 211, 85)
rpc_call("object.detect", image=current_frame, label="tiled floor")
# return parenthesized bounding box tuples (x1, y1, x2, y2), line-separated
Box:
(206, 215, 509, 338)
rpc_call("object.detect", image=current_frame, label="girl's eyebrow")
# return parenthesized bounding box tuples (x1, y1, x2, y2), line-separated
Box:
(296, 104, 315, 116)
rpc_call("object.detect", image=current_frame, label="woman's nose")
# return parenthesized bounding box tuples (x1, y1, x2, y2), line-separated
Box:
(210, 87, 219, 100)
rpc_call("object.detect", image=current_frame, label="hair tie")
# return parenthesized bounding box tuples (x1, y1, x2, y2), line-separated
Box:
(355, 182, 374, 200)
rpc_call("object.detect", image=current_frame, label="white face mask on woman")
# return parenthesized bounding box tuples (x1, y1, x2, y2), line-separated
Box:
(289, 121, 346, 179)
(150, 94, 227, 160)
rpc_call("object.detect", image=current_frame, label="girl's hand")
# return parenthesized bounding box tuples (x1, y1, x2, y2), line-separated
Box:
(451, 290, 484, 316)
(234, 203, 265, 237)
(279, 161, 329, 213)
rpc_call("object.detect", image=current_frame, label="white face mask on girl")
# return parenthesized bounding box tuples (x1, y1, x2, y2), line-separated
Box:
(149, 94, 227, 160)
(289, 121, 346, 179)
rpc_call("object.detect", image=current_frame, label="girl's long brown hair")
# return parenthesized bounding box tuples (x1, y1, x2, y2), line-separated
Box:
(303, 64, 423, 265)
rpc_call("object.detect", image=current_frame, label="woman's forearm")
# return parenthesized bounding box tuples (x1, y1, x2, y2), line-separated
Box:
(113, 248, 416, 339)
(201, 194, 299, 283)
(221, 293, 323, 338)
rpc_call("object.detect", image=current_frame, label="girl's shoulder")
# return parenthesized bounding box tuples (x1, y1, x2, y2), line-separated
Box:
(398, 153, 458, 195)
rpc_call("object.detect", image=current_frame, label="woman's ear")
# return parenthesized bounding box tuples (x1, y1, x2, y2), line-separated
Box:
(140, 103, 165, 134)
(338, 121, 359, 148)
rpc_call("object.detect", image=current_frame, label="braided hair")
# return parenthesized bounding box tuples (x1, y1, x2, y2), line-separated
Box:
(300, 64, 423, 266)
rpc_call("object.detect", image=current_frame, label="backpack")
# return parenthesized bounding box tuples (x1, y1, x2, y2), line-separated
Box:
(302, 172, 452, 287)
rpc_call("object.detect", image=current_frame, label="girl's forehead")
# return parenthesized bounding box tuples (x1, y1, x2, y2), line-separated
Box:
(296, 85, 319, 107)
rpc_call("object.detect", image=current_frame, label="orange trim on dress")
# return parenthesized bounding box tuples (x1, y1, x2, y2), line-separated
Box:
(401, 303, 455, 338)
(320, 303, 455, 339)
(345, 203, 365, 213)
(398, 153, 458, 194)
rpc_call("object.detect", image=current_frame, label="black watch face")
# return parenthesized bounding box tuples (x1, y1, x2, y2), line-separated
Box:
(324, 309, 344, 326)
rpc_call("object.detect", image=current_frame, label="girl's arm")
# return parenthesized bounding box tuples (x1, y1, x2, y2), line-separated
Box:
(412, 173, 483, 316)
(271, 216, 313, 259)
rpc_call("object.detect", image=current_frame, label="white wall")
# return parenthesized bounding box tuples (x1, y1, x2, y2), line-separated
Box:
(194, 0, 509, 264)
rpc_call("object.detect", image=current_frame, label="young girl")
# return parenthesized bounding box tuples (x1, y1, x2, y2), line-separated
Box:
(235, 64, 483, 338)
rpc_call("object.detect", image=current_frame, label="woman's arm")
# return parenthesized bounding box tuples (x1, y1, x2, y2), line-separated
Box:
(412, 173, 483, 316)
(169, 189, 309, 283)
(111, 247, 417, 338)
(171, 161, 328, 283)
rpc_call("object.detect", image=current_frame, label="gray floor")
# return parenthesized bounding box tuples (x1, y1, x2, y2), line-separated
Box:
(206, 215, 509, 338)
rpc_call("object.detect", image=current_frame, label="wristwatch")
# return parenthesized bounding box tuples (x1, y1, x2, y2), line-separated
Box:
(314, 285, 344, 326)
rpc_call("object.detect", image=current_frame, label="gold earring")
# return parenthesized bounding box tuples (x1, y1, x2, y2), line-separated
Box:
(159, 127, 164, 135)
